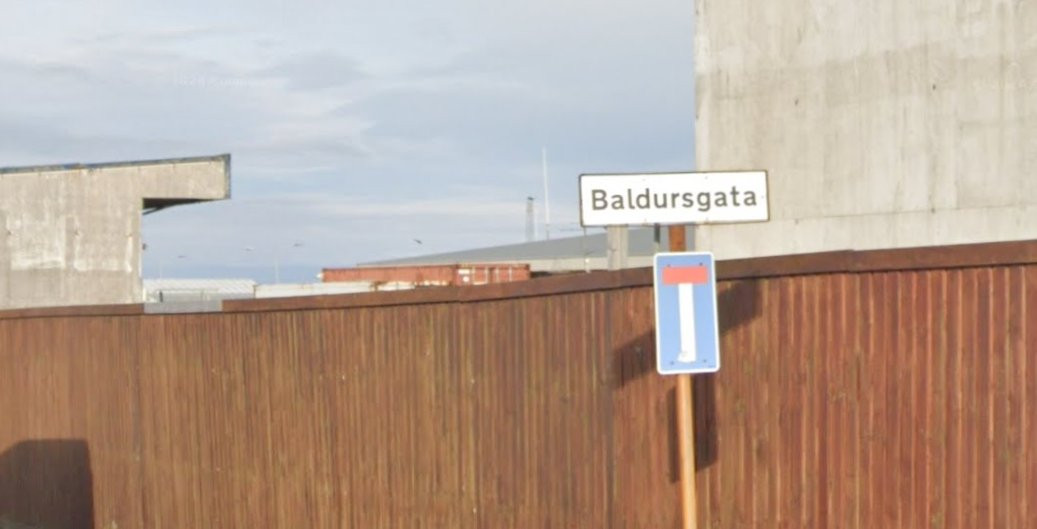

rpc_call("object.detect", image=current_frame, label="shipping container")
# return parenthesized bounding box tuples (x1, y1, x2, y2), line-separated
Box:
(321, 263, 531, 286)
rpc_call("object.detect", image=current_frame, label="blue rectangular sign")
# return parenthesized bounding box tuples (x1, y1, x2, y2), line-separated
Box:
(653, 252, 720, 375)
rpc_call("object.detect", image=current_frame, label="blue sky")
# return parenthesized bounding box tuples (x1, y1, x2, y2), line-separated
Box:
(1, 0, 694, 283)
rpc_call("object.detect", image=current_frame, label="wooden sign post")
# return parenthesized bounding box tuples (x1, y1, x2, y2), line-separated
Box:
(669, 225, 697, 529)
(578, 170, 769, 529)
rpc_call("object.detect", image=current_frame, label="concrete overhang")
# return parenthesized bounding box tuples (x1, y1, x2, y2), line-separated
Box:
(0, 153, 231, 213)
(0, 153, 232, 308)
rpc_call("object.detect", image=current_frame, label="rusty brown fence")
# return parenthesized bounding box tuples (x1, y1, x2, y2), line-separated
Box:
(1, 241, 1035, 528)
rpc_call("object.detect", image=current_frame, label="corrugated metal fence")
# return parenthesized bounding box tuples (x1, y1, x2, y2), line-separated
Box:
(0, 241, 1035, 528)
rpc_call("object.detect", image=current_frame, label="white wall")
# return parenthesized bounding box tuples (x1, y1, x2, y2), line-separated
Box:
(694, 0, 1037, 257)
(0, 156, 229, 309)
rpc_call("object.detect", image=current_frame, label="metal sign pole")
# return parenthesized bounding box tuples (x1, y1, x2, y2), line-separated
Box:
(668, 224, 698, 529)
(606, 226, 629, 270)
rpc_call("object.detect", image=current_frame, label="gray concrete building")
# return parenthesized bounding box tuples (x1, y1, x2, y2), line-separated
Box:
(694, 0, 1037, 258)
(0, 155, 230, 309)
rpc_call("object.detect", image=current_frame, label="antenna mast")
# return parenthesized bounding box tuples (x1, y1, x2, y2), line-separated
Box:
(542, 147, 551, 240)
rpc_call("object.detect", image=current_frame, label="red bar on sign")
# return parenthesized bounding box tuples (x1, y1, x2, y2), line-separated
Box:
(662, 265, 708, 285)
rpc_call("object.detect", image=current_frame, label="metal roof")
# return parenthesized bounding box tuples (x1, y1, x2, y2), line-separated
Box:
(362, 227, 680, 272)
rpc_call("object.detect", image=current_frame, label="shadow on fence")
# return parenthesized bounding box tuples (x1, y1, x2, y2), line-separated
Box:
(0, 439, 94, 529)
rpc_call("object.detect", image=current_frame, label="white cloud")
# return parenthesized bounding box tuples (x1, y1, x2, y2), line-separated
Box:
(2, 0, 695, 281)
(295, 195, 525, 218)
(257, 50, 368, 90)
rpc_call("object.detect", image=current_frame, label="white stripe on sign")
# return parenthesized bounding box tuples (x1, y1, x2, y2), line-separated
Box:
(677, 283, 696, 363)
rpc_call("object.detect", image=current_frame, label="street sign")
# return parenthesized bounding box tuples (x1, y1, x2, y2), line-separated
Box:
(654, 252, 720, 375)
(579, 170, 768, 227)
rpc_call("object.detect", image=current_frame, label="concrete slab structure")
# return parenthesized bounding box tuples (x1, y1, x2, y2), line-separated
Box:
(694, 0, 1037, 258)
(0, 155, 230, 309)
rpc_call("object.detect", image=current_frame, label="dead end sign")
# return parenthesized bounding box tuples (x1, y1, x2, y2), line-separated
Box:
(654, 252, 720, 375)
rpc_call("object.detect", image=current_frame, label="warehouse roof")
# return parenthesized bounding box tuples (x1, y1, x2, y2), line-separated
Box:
(363, 227, 683, 273)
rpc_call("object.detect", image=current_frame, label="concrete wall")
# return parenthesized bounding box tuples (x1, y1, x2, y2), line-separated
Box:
(0, 155, 229, 309)
(694, 0, 1037, 258)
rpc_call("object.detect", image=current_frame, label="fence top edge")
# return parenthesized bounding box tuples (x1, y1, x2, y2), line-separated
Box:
(221, 267, 652, 313)
(2, 239, 1036, 319)
(718, 238, 1037, 280)
(0, 303, 145, 320)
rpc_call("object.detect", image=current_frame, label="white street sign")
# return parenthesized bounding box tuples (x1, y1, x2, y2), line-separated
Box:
(579, 171, 769, 227)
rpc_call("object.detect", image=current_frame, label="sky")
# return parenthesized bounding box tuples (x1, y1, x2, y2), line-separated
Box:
(0, 0, 695, 283)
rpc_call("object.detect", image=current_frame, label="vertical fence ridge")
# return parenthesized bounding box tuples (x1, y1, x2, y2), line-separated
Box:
(0, 263, 1035, 527)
